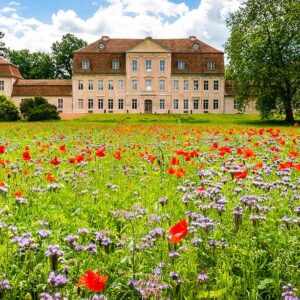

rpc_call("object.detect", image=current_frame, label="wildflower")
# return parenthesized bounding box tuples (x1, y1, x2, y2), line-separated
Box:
(197, 273, 208, 283)
(78, 270, 108, 293)
(22, 151, 31, 161)
(48, 272, 68, 288)
(0, 145, 5, 154)
(45, 245, 64, 271)
(50, 156, 60, 166)
(37, 229, 52, 239)
(169, 219, 188, 243)
(235, 171, 247, 179)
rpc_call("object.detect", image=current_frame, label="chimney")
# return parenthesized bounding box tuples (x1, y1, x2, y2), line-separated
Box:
(102, 36, 110, 41)
(189, 36, 197, 41)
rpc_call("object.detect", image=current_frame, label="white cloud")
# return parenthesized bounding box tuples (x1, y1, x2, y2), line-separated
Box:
(0, 0, 243, 52)
(8, 1, 20, 6)
(1, 7, 16, 13)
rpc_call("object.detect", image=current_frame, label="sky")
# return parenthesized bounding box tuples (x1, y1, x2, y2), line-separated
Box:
(0, 0, 243, 53)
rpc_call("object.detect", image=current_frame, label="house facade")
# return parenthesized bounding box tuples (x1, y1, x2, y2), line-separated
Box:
(0, 36, 257, 115)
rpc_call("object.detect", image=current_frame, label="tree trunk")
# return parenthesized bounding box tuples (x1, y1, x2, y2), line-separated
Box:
(283, 80, 295, 124)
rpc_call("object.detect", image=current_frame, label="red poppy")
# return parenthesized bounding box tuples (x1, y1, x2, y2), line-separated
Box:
(69, 157, 76, 163)
(75, 155, 84, 163)
(235, 171, 247, 179)
(50, 156, 60, 166)
(78, 270, 108, 293)
(243, 148, 254, 159)
(14, 190, 24, 198)
(168, 167, 175, 175)
(114, 151, 122, 160)
(170, 157, 180, 165)
(59, 145, 67, 153)
(174, 168, 186, 177)
(96, 149, 106, 157)
(169, 219, 188, 243)
(0, 145, 5, 154)
(22, 151, 31, 161)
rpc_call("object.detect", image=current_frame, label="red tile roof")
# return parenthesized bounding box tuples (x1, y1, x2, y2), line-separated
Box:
(75, 38, 223, 54)
(12, 79, 72, 97)
(0, 57, 23, 78)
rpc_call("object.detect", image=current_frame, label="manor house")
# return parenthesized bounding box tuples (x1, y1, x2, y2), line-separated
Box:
(0, 36, 256, 115)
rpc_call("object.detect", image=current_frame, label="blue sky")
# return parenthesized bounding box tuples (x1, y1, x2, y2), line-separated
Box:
(0, 0, 242, 52)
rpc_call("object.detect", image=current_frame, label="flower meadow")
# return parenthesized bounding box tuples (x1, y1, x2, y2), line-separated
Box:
(0, 122, 299, 300)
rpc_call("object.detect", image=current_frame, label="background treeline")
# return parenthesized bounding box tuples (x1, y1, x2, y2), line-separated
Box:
(3, 33, 87, 79)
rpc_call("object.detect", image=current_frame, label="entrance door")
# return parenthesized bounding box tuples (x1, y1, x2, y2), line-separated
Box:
(144, 100, 152, 114)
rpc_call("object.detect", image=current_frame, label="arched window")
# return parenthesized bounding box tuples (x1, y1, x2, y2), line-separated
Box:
(99, 43, 105, 49)
(112, 60, 120, 70)
(207, 61, 216, 70)
(82, 59, 90, 70)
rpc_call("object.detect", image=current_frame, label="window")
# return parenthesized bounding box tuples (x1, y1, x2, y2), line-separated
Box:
(82, 60, 90, 70)
(132, 99, 137, 109)
(193, 99, 199, 110)
(203, 99, 209, 110)
(207, 61, 216, 70)
(88, 99, 94, 110)
(57, 99, 63, 110)
(0, 81, 4, 91)
(119, 99, 124, 109)
(214, 80, 219, 91)
(160, 60, 165, 72)
(184, 80, 189, 91)
(173, 99, 179, 110)
(213, 99, 219, 109)
(159, 80, 165, 91)
(178, 60, 185, 70)
(173, 80, 179, 91)
(204, 80, 209, 90)
(234, 99, 238, 110)
(132, 60, 138, 72)
(160, 99, 165, 110)
(108, 99, 114, 109)
(118, 80, 124, 91)
(145, 60, 152, 71)
(78, 80, 83, 90)
(88, 80, 94, 90)
(193, 43, 200, 49)
(194, 80, 199, 91)
(108, 80, 114, 90)
(98, 99, 103, 109)
(78, 99, 83, 109)
(132, 80, 138, 91)
(98, 80, 103, 90)
(112, 60, 120, 70)
(183, 99, 189, 110)
(145, 80, 152, 91)
(99, 43, 105, 49)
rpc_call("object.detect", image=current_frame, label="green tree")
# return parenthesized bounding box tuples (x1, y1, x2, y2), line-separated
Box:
(225, 0, 300, 123)
(0, 95, 20, 121)
(51, 34, 87, 79)
(0, 31, 6, 57)
(8, 49, 56, 79)
(19, 96, 60, 121)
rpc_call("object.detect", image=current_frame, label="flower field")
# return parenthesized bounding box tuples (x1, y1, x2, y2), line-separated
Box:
(0, 121, 299, 300)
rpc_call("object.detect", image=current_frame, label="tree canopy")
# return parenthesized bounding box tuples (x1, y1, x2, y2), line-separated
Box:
(0, 31, 6, 57)
(225, 0, 300, 123)
(0, 95, 20, 121)
(51, 34, 87, 79)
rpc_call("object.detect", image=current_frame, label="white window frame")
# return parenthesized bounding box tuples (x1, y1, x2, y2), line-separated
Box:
(98, 80, 103, 90)
(145, 60, 152, 72)
(132, 80, 138, 91)
(173, 80, 179, 91)
(178, 60, 185, 70)
(78, 99, 83, 109)
(112, 60, 120, 70)
(78, 80, 83, 90)
(214, 80, 219, 91)
(108, 99, 114, 109)
(88, 99, 94, 110)
(118, 80, 124, 91)
(194, 80, 199, 91)
(108, 80, 114, 90)
(118, 99, 124, 110)
(57, 99, 63, 110)
(0, 81, 4, 91)
(159, 80, 165, 91)
(203, 99, 209, 110)
(184, 80, 189, 91)
(204, 80, 209, 91)
(207, 61, 216, 70)
(88, 80, 94, 90)
(145, 80, 152, 91)
(82, 60, 90, 70)
(132, 60, 138, 72)
(98, 99, 103, 109)
(132, 99, 137, 109)
(213, 99, 219, 109)
(173, 99, 179, 110)
(183, 99, 189, 110)
(160, 99, 165, 110)
(160, 60, 165, 72)
(193, 99, 199, 110)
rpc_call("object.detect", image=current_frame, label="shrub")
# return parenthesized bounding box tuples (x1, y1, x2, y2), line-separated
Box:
(0, 94, 20, 121)
(20, 96, 60, 121)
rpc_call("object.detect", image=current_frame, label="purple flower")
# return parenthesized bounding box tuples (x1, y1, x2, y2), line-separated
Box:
(48, 272, 68, 288)
(37, 230, 52, 239)
(198, 273, 208, 283)
(0, 279, 11, 292)
(45, 245, 64, 257)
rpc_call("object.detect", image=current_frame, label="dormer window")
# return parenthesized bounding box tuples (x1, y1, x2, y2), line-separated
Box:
(99, 43, 105, 49)
(207, 61, 216, 70)
(82, 59, 90, 70)
(112, 60, 120, 70)
(193, 43, 200, 49)
(178, 60, 185, 70)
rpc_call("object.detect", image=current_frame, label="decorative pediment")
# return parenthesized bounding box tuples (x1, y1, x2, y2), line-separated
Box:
(126, 38, 170, 53)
